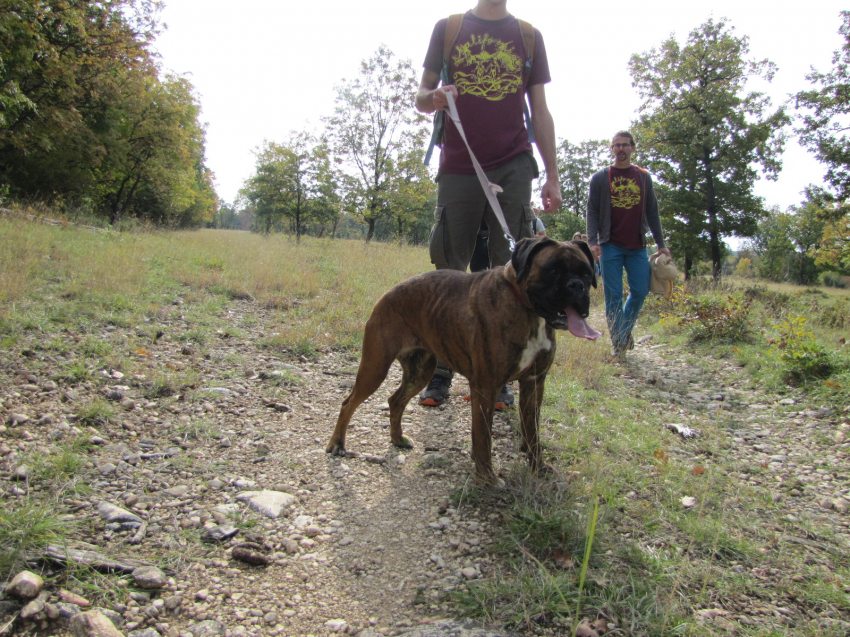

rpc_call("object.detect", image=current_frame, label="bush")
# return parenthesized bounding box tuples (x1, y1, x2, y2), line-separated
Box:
(819, 298, 850, 329)
(821, 272, 848, 289)
(767, 317, 833, 382)
(662, 290, 753, 342)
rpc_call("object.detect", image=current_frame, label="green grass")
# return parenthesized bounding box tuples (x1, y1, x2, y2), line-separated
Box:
(0, 502, 67, 577)
(2, 216, 849, 635)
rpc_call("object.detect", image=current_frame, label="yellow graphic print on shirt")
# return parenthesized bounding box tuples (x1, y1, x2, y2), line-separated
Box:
(610, 176, 641, 209)
(452, 34, 523, 101)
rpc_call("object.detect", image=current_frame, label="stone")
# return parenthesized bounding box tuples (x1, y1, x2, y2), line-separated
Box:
(185, 620, 226, 636)
(59, 589, 92, 607)
(381, 619, 523, 637)
(201, 525, 238, 542)
(69, 610, 124, 637)
(461, 567, 480, 580)
(132, 566, 168, 589)
(128, 630, 162, 637)
(20, 591, 50, 619)
(235, 490, 296, 519)
(325, 619, 348, 633)
(163, 485, 189, 498)
(7, 571, 43, 598)
(11, 464, 30, 481)
(97, 501, 143, 529)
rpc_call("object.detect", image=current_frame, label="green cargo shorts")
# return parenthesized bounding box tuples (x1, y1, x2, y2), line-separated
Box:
(429, 152, 539, 271)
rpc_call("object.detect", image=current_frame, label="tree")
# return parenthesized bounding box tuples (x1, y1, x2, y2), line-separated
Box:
(797, 11, 850, 201)
(324, 45, 429, 242)
(386, 134, 436, 245)
(630, 18, 790, 279)
(546, 138, 608, 240)
(752, 197, 825, 284)
(242, 132, 318, 241)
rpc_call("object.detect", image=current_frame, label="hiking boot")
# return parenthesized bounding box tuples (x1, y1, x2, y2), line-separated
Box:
(419, 375, 451, 406)
(609, 344, 627, 363)
(495, 384, 515, 411)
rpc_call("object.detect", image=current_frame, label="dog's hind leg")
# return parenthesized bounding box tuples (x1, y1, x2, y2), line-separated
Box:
(326, 328, 399, 457)
(387, 349, 436, 448)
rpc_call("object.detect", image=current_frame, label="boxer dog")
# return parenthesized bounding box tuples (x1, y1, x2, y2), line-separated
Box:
(327, 236, 601, 485)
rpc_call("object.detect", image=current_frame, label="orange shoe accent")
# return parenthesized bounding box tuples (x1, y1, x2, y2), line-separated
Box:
(420, 398, 442, 406)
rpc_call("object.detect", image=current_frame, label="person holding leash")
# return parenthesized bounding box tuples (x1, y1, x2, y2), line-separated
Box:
(415, 0, 561, 407)
(586, 131, 671, 362)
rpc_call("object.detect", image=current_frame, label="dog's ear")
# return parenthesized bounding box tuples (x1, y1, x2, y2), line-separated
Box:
(512, 236, 557, 284)
(571, 240, 597, 289)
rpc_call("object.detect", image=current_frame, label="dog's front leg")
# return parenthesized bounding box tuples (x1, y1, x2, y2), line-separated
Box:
(468, 386, 501, 486)
(518, 372, 545, 470)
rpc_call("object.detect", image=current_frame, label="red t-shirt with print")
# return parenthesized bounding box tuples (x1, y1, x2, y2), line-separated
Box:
(423, 12, 551, 174)
(608, 166, 645, 250)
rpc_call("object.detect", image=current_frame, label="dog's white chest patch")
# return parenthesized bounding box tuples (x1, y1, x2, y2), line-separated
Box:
(518, 318, 552, 371)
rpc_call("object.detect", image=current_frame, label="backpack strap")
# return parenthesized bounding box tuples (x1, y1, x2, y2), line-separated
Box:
(425, 14, 465, 165)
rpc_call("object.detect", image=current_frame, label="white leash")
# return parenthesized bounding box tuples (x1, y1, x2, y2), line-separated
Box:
(445, 92, 516, 251)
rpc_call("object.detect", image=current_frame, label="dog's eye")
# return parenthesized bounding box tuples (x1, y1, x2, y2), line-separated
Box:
(548, 268, 560, 278)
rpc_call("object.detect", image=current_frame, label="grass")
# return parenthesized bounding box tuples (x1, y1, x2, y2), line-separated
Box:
(0, 501, 67, 577)
(1, 216, 849, 635)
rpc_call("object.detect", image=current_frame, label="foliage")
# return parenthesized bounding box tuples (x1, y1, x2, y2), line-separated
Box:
(735, 257, 753, 278)
(546, 138, 609, 240)
(796, 11, 850, 202)
(663, 290, 753, 342)
(242, 133, 320, 240)
(767, 317, 834, 382)
(0, 0, 216, 227)
(323, 46, 430, 242)
(630, 18, 790, 279)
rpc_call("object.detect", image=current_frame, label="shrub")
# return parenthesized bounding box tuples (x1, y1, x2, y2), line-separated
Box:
(821, 272, 848, 289)
(767, 317, 833, 382)
(664, 291, 753, 342)
(819, 298, 850, 329)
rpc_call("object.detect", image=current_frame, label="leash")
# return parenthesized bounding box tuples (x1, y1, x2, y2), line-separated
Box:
(445, 92, 517, 252)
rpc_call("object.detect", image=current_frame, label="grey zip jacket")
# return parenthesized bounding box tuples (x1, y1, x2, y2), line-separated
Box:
(586, 165, 666, 249)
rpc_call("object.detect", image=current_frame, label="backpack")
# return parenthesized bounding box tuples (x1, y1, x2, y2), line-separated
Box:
(424, 14, 536, 166)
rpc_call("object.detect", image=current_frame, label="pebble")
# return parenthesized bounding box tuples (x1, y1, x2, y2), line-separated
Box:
(69, 610, 124, 637)
(235, 490, 296, 519)
(132, 566, 168, 589)
(7, 571, 43, 598)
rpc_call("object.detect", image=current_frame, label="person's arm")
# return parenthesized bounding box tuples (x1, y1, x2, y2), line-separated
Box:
(644, 175, 670, 256)
(586, 173, 601, 260)
(527, 83, 561, 213)
(416, 69, 458, 114)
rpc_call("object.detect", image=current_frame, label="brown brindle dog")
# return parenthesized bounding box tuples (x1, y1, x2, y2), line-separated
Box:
(326, 236, 601, 485)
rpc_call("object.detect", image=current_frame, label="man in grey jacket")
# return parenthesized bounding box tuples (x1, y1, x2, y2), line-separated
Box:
(586, 131, 671, 361)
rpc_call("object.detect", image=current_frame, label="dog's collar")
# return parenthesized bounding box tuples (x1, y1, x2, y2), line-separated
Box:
(507, 281, 533, 310)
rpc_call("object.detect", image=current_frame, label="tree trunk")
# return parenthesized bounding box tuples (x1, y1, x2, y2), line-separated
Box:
(684, 255, 693, 281)
(703, 159, 722, 280)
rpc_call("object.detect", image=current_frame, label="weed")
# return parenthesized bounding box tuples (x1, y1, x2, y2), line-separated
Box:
(768, 318, 834, 382)
(60, 360, 93, 383)
(666, 291, 753, 342)
(0, 502, 65, 576)
(76, 398, 115, 427)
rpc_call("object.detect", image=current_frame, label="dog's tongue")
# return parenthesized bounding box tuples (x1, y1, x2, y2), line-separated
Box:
(565, 307, 602, 341)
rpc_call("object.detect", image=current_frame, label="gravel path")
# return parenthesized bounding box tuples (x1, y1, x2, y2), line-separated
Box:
(1, 300, 848, 636)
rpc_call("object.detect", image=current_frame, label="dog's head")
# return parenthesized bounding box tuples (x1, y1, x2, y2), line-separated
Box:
(511, 236, 600, 340)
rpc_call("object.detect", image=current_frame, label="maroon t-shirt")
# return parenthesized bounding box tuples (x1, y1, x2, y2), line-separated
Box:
(423, 12, 551, 174)
(608, 166, 645, 250)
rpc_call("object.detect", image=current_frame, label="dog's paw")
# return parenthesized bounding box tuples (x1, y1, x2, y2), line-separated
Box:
(326, 441, 346, 457)
(393, 435, 414, 450)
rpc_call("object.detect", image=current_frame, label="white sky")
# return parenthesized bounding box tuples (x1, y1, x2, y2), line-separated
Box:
(154, 0, 846, 219)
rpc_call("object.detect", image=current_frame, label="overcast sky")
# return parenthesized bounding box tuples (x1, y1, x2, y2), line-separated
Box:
(153, 0, 846, 216)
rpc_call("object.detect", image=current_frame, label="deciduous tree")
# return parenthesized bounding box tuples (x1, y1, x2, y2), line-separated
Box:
(630, 18, 789, 279)
(323, 46, 429, 242)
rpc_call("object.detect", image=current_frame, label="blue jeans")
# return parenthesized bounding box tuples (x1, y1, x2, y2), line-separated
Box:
(600, 243, 651, 348)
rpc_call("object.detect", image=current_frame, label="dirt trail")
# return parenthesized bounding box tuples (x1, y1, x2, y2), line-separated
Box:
(1, 300, 848, 636)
